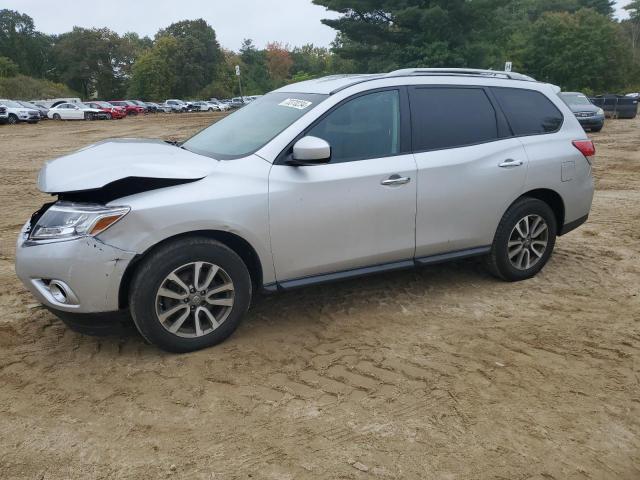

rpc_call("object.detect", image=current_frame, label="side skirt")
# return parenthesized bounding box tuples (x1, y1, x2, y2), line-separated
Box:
(264, 246, 491, 293)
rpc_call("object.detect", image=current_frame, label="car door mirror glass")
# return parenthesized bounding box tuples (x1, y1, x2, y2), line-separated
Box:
(290, 136, 331, 165)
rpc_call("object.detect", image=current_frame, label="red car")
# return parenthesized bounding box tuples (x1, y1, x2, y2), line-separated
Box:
(108, 100, 145, 116)
(85, 101, 127, 119)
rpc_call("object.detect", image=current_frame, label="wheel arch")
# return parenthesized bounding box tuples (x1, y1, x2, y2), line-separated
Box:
(118, 230, 264, 309)
(518, 188, 565, 232)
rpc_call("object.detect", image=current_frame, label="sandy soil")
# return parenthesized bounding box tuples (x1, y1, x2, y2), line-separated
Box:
(0, 113, 638, 480)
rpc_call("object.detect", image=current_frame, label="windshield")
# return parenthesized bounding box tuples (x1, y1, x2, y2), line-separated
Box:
(182, 92, 327, 160)
(19, 101, 37, 108)
(96, 102, 111, 107)
(560, 94, 592, 107)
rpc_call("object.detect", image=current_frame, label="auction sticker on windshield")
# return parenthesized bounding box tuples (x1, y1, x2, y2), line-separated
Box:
(279, 98, 313, 110)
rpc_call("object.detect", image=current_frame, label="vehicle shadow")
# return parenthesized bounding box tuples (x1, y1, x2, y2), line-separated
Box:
(36, 256, 497, 352)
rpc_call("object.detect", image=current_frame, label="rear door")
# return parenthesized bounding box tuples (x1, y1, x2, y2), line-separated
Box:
(269, 88, 417, 282)
(410, 86, 529, 258)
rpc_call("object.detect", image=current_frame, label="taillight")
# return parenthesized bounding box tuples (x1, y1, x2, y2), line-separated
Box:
(572, 140, 595, 158)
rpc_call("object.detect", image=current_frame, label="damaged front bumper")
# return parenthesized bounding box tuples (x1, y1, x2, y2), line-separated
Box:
(15, 222, 136, 313)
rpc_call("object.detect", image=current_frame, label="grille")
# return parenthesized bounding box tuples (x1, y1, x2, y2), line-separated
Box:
(575, 112, 595, 118)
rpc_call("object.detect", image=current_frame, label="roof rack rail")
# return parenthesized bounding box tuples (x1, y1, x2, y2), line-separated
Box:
(385, 68, 536, 82)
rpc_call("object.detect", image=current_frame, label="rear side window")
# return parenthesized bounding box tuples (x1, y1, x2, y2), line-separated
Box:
(409, 87, 499, 151)
(492, 87, 563, 135)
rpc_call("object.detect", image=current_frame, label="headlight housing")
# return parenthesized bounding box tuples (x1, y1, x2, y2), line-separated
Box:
(597, 108, 604, 116)
(29, 202, 130, 242)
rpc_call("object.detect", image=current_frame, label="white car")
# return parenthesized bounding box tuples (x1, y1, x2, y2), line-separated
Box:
(164, 99, 189, 112)
(0, 104, 8, 123)
(0, 99, 40, 124)
(192, 101, 216, 112)
(207, 101, 228, 112)
(48, 102, 108, 121)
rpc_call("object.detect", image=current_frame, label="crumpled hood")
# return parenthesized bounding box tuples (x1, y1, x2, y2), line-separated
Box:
(38, 138, 216, 193)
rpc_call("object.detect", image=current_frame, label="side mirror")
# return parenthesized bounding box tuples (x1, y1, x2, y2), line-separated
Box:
(289, 136, 331, 166)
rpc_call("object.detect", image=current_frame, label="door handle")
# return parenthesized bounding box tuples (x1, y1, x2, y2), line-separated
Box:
(381, 175, 411, 186)
(499, 159, 524, 168)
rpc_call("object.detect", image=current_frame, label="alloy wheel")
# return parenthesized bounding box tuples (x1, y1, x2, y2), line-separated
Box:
(155, 261, 235, 338)
(507, 214, 549, 270)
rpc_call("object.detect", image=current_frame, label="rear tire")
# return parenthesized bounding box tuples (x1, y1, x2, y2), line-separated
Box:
(487, 197, 557, 282)
(129, 237, 252, 353)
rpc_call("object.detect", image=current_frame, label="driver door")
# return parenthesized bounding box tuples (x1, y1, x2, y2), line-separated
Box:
(268, 89, 417, 284)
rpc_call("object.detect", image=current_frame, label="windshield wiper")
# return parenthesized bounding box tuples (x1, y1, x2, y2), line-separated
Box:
(164, 140, 182, 147)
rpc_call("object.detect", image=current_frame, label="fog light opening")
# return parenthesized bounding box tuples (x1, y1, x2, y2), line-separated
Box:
(49, 281, 69, 304)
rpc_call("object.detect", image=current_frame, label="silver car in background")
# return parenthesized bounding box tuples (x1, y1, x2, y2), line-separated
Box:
(15, 68, 595, 352)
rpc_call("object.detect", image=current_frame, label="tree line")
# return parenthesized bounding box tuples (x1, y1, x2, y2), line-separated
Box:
(1, 1, 639, 101)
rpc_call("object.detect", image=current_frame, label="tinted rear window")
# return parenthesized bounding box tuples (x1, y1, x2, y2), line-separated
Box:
(492, 88, 563, 135)
(410, 87, 499, 151)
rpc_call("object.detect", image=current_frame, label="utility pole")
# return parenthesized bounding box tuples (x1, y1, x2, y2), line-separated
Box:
(235, 65, 243, 100)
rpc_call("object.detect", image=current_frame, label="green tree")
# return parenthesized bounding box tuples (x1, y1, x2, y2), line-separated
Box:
(156, 19, 223, 98)
(0, 9, 53, 77)
(239, 39, 272, 94)
(0, 56, 18, 77)
(53, 27, 138, 98)
(624, 1, 640, 61)
(128, 36, 179, 100)
(312, 0, 516, 72)
(521, 9, 630, 91)
(577, 0, 615, 16)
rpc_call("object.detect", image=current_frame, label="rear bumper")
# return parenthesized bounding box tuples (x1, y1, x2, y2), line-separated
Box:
(15, 223, 136, 313)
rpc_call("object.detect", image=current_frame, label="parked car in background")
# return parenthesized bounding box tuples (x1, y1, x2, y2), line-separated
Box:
(142, 102, 159, 113)
(0, 99, 40, 124)
(130, 100, 149, 113)
(84, 101, 126, 119)
(558, 92, 605, 132)
(207, 100, 228, 111)
(144, 102, 167, 113)
(165, 99, 189, 112)
(109, 100, 145, 116)
(589, 94, 638, 119)
(48, 102, 108, 121)
(15, 68, 595, 352)
(191, 101, 216, 112)
(231, 97, 247, 108)
(32, 97, 82, 109)
(0, 104, 8, 124)
(17, 101, 49, 120)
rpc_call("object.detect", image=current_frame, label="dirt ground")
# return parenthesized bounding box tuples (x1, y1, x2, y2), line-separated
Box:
(0, 113, 638, 480)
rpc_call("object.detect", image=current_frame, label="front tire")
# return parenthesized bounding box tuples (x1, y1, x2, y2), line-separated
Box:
(129, 237, 252, 353)
(7, 114, 18, 125)
(487, 197, 557, 282)
(52, 113, 61, 120)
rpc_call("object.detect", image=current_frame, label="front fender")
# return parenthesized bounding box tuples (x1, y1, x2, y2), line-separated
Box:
(98, 156, 276, 284)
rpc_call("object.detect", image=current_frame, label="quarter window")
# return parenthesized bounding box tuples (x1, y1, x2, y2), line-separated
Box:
(410, 87, 499, 151)
(307, 90, 401, 163)
(492, 87, 563, 135)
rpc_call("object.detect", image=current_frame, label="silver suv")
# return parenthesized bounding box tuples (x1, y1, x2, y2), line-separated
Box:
(16, 69, 595, 352)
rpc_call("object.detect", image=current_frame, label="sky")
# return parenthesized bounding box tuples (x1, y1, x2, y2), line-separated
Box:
(1, 0, 341, 50)
(1, 0, 633, 50)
